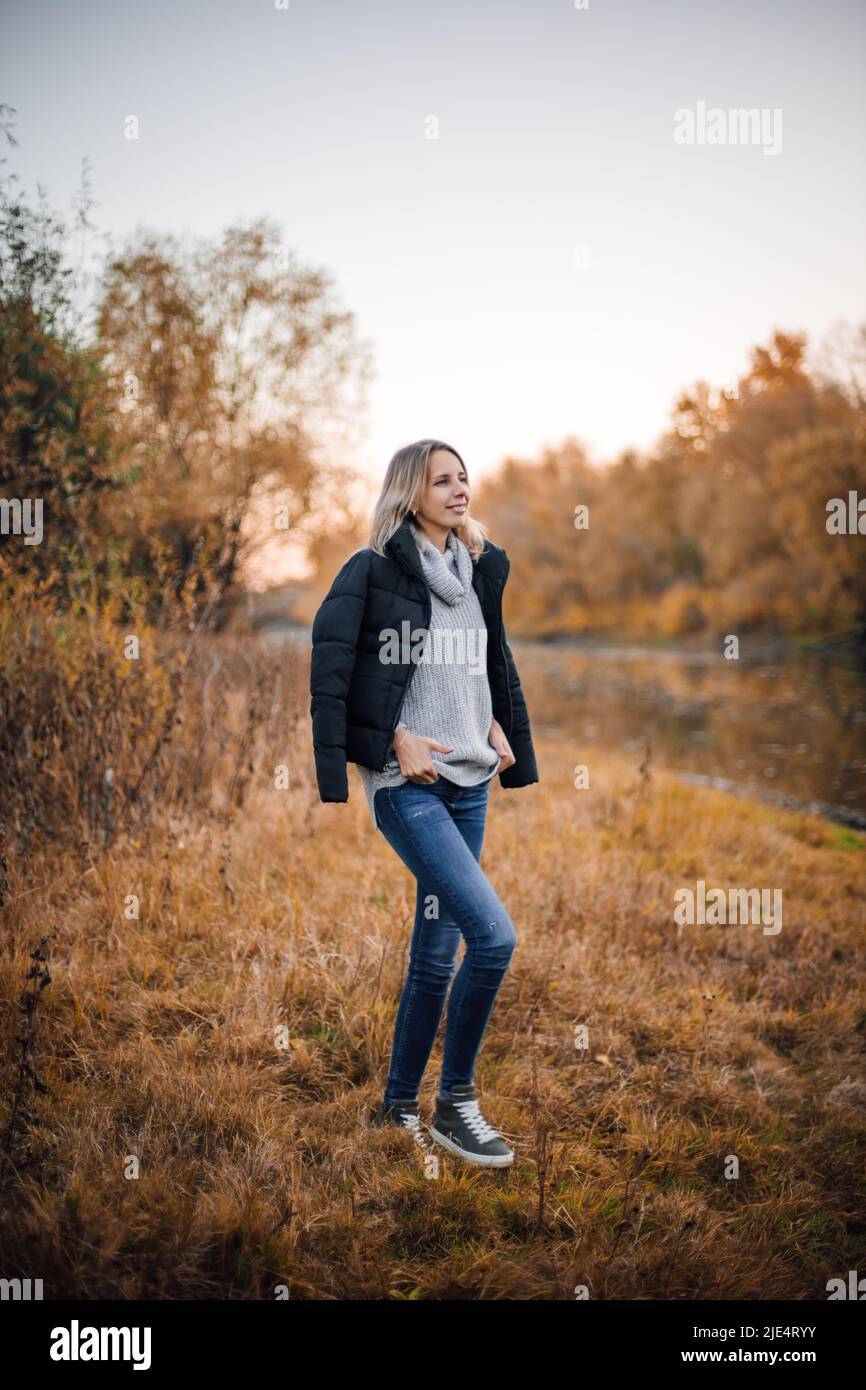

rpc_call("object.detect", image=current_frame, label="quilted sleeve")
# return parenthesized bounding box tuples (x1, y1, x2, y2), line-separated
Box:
(501, 625, 533, 748)
(497, 554, 539, 789)
(309, 548, 371, 802)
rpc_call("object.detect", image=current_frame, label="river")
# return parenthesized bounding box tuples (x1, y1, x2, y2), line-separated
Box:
(261, 623, 866, 830)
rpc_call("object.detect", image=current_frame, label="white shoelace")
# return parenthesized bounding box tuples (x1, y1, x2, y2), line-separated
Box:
(452, 1098, 501, 1144)
(397, 1108, 430, 1148)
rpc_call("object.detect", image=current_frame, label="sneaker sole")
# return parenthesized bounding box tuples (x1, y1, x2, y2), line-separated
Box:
(428, 1124, 514, 1167)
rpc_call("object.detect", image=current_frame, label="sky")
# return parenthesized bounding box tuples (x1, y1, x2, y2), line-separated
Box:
(2, 0, 865, 508)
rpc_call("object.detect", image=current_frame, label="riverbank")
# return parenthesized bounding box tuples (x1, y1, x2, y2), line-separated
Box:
(258, 621, 866, 829)
(2, 708, 864, 1299)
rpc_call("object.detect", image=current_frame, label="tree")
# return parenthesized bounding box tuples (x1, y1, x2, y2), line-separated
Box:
(0, 138, 125, 609)
(95, 218, 373, 625)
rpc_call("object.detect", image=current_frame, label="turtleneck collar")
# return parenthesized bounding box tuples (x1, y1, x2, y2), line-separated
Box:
(408, 519, 474, 605)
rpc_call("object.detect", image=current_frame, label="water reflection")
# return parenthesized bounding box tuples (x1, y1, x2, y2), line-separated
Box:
(517, 638, 866, 829)
(261, 622, 866, 829)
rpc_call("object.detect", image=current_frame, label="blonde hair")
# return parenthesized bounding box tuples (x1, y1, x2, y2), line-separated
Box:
(369, 439, 488, 560)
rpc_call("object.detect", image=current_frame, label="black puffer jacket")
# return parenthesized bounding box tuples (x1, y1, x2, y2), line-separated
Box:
(309, 515, 539, 803)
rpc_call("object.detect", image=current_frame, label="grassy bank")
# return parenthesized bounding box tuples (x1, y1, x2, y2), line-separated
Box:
(1, 638, 864, 1300)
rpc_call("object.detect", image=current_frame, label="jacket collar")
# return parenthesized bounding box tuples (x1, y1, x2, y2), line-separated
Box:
(385, 513, 508, 589)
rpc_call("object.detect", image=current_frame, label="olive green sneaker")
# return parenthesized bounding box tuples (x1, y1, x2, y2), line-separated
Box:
(370, 1097, 431, 1151)
(429, 1083, 514, 1167)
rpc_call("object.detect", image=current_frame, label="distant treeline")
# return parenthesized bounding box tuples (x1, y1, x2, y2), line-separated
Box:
(295, 330, 866, 642)
(472, 328, 866, 640)
(0, 153, 371, 631)
(1, 150, 864, 645)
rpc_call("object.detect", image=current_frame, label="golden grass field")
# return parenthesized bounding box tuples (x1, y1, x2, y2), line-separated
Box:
(1, 633, 865, 1301)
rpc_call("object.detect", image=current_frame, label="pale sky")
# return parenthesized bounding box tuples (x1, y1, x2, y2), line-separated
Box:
(3, 0, 865, 500)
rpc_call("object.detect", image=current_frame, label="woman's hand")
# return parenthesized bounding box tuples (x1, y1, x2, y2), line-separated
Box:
(393, 727, 453, 784)
(488, 717, 516, 774)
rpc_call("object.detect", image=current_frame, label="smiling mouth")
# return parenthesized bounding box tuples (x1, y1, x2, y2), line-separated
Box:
(447, 503, 467, 511)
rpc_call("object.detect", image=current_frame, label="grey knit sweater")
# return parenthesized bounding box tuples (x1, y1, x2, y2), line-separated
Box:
(356, 522, 501, 825)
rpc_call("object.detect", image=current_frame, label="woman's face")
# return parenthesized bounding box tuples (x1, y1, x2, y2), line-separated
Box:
(416, 449, 470, 530)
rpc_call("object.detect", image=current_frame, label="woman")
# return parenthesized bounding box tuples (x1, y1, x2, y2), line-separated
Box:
(309, 439, 538, 1167)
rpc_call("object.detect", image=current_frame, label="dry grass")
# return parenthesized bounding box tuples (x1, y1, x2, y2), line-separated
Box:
(1, 632, 865, 1301)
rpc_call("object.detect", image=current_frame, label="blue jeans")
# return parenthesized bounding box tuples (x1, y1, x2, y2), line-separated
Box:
(373, 775, 517, 1104)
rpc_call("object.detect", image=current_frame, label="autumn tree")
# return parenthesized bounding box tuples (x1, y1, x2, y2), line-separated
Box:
(461, 327, 866, 639)
(0, 148, 125, 609)
(95, 218, 372, 625)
